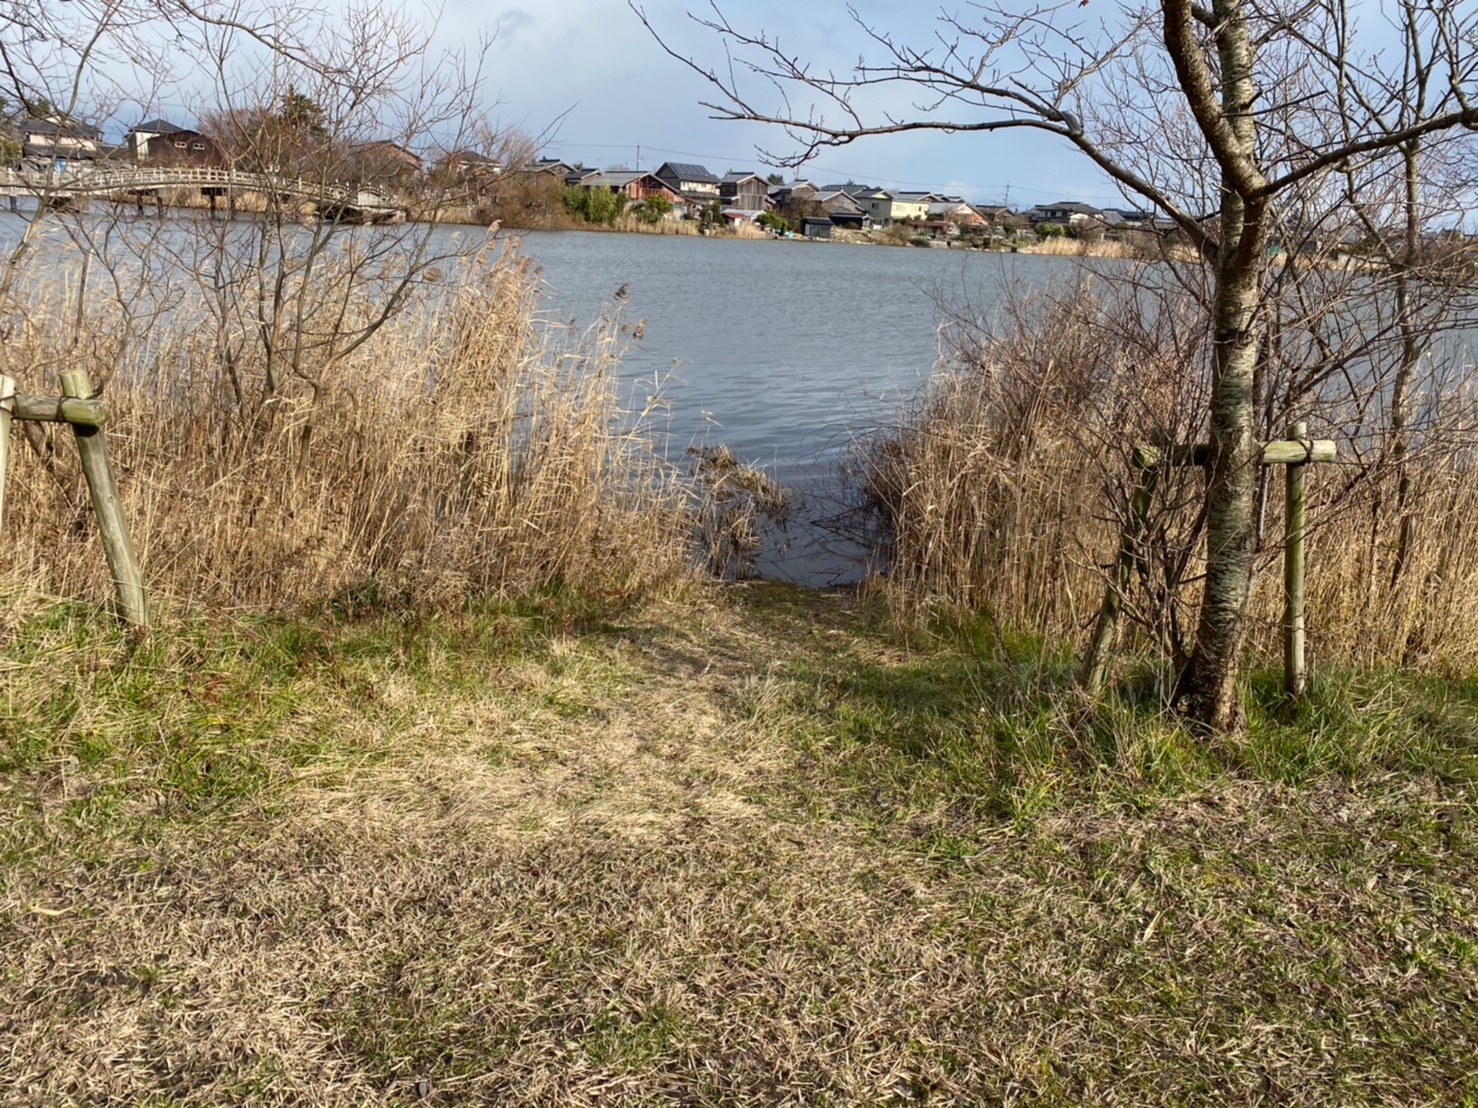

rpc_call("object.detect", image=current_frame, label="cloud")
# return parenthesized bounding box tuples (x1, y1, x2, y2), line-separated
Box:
(492, 8, 534, 47)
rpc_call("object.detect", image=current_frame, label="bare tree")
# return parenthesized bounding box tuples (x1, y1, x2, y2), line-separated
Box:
(1, 0, 505, 480)
(634, 0, 1478, 731)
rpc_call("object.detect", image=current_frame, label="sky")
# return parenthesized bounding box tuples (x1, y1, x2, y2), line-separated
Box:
(115, 0, 1129, 208)
(440, 0, 1127, 206)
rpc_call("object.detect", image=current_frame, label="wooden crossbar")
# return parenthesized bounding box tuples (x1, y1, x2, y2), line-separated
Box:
(0, 375, 146, 628)
(11, 394, 109, 426)
(1132, 438, 1336, 469)
(1083, 425, 1334, 700)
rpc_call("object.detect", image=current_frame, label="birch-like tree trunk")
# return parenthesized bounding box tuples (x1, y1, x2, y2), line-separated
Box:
(1163, 0, 1270, 731)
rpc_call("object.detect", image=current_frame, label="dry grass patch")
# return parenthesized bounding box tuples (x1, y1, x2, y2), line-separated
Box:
(3, 587, 1477, 1105)
(0, 232, 697, 613)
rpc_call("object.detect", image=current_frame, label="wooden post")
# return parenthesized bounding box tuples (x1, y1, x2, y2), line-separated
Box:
(1086, 431, 1335, 699)
(59, 370, 147, 628)
(1284, 420, 1308, 699)
(0, 375, 13, 531)
(1081, 452, 1158, 696)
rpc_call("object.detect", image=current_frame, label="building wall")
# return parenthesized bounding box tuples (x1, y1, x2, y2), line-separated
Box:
(889, 198, 930, 222)
(857, 195, 894, 224)
(722, 180, 769, 208)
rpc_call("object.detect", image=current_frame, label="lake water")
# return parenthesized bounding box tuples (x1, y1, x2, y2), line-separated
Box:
(501, 229, 1086, 581)
(0, 208, 1085, 582)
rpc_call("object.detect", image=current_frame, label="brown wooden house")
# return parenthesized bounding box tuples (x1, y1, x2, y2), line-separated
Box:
(720, 172, 770, 210)
(127, 119, 219, 165)
(580, 171, 685, 208)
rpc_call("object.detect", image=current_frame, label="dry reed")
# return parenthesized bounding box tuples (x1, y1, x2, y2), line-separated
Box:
(857, 268, 1478, 670)
(0, 236, 698, 611)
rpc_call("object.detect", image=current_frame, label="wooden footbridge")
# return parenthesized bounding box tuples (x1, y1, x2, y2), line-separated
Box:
(0, 165, 406, 222)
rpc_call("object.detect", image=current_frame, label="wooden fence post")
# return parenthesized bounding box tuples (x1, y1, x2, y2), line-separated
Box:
(1284, 420, 1308, 699)
(1081, 451, 1158, 696)
(1085, 430, 1333, 699)
(0, 374, 13, 530)
(59, 370, 147, 628)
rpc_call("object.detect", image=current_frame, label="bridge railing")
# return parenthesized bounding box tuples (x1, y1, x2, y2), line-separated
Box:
(0, 164, 400, 211)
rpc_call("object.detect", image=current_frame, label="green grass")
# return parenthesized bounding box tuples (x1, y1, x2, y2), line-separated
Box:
(2, 582, 1477, 1104)
(738, 585, 1478, 834)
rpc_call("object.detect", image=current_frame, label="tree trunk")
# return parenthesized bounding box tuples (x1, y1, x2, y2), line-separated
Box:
(1389, 141, 1421, 592)
(1186, 208, 1267, 730)
(1181, 0, 1268, 732)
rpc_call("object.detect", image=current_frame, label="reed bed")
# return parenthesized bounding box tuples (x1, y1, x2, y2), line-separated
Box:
(1022, 235, 1136, 258)
(857, 269, 1478, 671)
(0, 236, 698, 611)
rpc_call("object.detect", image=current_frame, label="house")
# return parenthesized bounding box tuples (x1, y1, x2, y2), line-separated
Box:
(348, 139, 421, 183)
(889, 192, 935, 222)
(722, 208, 766, 226)
(20, 118, 103, 169)
(150, 129, 218, 165)
(970, 204, 1013, 224)
(653, 161, 721, 204)
(811, 190, 868, 229)
(927, 198, 987, 226)
(769, 180, 818, 208)
(851, 188, 895, 226)
(436, 149, 502, 183)
(527, 157, 576, 178)
(719, 172, 770, 210)
(1028, 201, 1106, 226)
(563, 167, 602, 186)
(800, 216, 832, 240)
(578, 171, 685, 209)
(852, 188, 930, 227)
(126, 118, 217, 164)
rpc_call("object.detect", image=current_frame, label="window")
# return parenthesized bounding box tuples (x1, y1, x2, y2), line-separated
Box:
(174, 140, 186, 148)
(192, 142, 205, 150)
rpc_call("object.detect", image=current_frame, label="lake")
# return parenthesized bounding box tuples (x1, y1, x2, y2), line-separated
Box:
(0, 208, 1088, 582)
(502, 229, 1086, 581)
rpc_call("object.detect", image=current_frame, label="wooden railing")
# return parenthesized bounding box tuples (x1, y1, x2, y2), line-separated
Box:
(0, 165, 401, 212)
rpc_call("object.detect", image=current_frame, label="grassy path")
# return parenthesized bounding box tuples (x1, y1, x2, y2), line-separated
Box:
(3, 584, 1476, 1105)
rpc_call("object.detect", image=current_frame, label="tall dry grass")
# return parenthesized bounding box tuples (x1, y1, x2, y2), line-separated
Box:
(1, 238, 698, 611)
(856, 268, 1478, 671)
(1021, 236, 1134, 258)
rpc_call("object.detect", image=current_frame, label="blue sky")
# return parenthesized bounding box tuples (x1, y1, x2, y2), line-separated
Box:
(425, 0, 1130, 206)
(61, 0, 1434, 210)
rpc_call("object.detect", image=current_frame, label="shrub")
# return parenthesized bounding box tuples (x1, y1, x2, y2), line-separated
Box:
(851, 270, 1478, 670)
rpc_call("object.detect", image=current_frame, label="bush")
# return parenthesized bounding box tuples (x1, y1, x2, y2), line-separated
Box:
(631, 194, 673, 223)
(563, 185, 628, 225)
(852, 271, 1478, 670)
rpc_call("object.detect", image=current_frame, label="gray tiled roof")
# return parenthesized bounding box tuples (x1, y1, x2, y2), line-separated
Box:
(656, 161, 719, 183)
